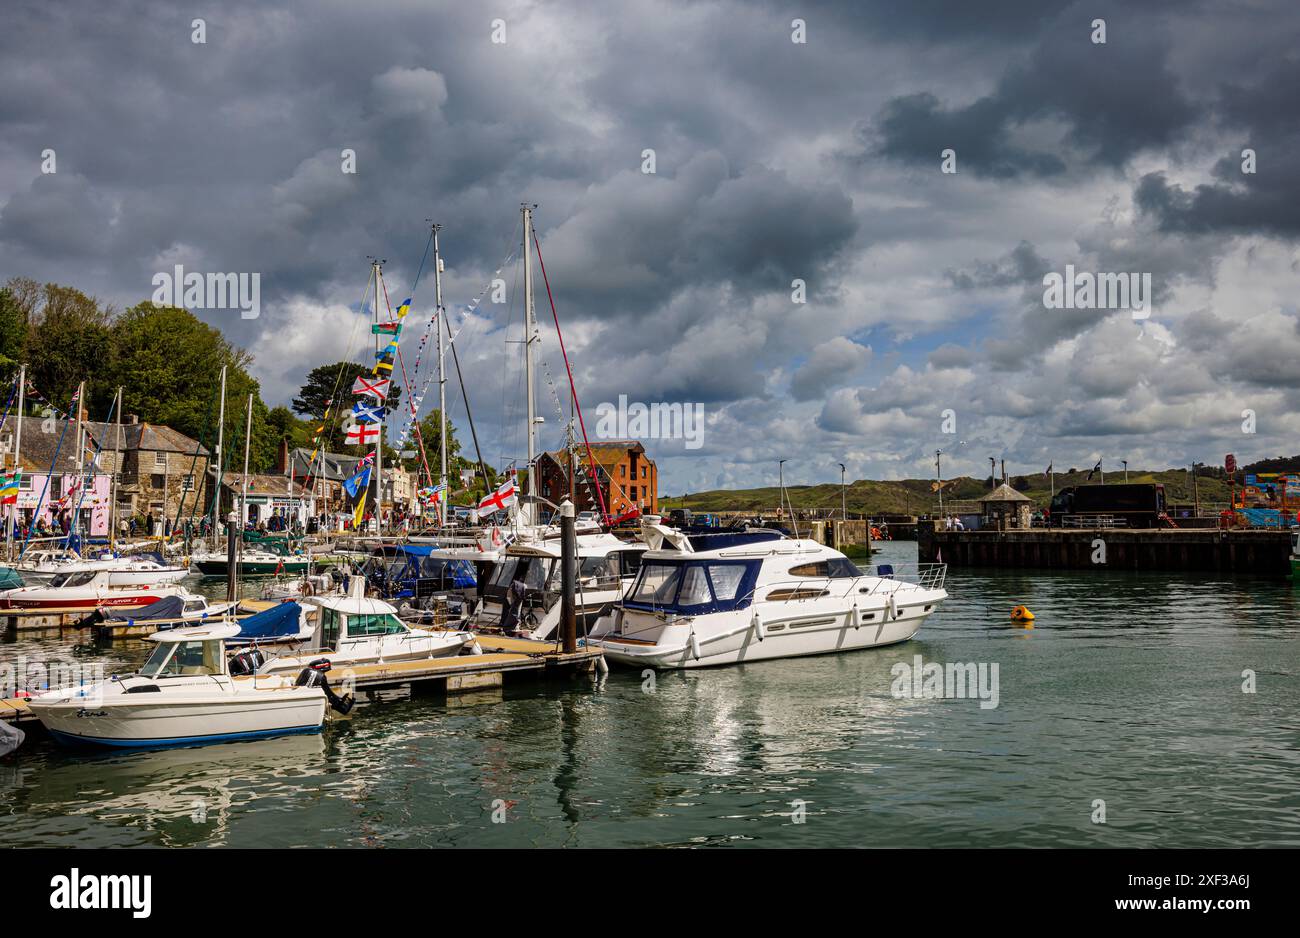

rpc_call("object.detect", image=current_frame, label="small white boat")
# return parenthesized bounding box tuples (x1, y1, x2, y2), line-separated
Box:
(589, 524, 948, 669)
(0, 569, 184, 610)
(15, 549, 187, 586)
(27, 622, 333, 749)
(254, 577, 472, 676)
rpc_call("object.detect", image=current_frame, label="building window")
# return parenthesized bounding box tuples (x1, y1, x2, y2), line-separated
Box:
(619, 464, 626, 477)
(181, 475, 195, 492)
(151, 474, 164, 490)
(154, 451, 167, 469)
(642, 466, 647, 479)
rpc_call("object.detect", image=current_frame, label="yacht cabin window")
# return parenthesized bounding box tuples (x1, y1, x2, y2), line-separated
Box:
(347, 613, 408, 636)
(140, 640, 222, 678)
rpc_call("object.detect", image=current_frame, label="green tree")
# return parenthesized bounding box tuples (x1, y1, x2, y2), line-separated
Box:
(25, 283, 114, 408)
(108, 302, 279, 471)
(0, 287, 28, 375)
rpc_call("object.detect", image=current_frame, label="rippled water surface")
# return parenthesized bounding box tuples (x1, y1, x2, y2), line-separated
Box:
(3, 542, 1298, 848)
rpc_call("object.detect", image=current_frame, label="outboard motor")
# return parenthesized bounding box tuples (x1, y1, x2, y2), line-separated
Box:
(228, 648, 266, 676)
(294, 657, 355, 714)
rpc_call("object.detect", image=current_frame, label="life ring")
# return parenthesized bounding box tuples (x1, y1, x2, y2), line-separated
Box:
(1011, 605, 1035, 623)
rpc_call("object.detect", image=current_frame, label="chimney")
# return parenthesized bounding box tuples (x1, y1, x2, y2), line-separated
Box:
(126, 414, 140, 425)
(276, 437, 289, 475)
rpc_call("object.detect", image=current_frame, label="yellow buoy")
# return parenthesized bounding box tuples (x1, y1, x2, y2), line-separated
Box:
(1010, 605, 1035, 626)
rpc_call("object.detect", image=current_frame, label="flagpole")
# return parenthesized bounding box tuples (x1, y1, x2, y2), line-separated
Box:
(241, 392, 252, 536)
(522, 204, 537, 505)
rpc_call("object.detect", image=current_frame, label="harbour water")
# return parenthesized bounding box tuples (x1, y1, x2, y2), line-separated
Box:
(2, 541, 1297, 848)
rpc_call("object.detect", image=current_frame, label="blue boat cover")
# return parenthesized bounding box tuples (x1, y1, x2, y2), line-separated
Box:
(234, 601, 304, 641)
(101, 595, 187, 621)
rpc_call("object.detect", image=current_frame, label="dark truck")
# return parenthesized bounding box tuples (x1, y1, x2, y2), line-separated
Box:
(1049, 483, 1167, 529)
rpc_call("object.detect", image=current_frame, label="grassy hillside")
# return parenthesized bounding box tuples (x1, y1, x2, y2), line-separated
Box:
(662, 468, 1234, 515)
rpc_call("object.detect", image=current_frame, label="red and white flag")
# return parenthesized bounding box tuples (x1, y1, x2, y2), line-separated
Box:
(346, 423, 381, 445)
(352, 375, 390, 401)
(477, 478, 517, 514)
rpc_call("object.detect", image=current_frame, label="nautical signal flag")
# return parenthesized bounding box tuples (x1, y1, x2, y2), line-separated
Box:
(352, 375, 390, 400)
(345, 423, 381, 445)
(375, 340, 399, 359)
(352, 401, 382, 424)
(372, 321, 402, 336)
(353, 491, 367, 529)
(343, 465, 371, 499)
(0, 468, 20, 504)
(395, 297, 412, 318)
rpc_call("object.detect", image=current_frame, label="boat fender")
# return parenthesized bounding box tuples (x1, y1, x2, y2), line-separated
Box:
(885, 593, 897, 621)
(689, 631, 701, 661)
(595, 654, 610, 676)
(751, 608, 765, 641)
(851, 600, 860, 630)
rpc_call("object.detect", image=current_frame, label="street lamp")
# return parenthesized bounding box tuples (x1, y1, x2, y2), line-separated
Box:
(838, 463, 847, 521)
(1122, 459, 1128, 482)
(935, 450, 944, 515)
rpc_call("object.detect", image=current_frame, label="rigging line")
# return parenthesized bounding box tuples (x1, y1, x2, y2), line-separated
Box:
(65, 391, 120, 550)
(18, 390, 76, 559)
(445, 313, 492, 494)
(380, 273, 436, 496)
(300, 266, 377, 495)
(0, 375, 19, 441)
(530, 230, 610, 523)
(173, 379, 217, 537)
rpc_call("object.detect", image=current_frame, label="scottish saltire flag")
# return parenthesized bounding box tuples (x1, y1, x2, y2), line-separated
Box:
(352, 375, 390, 400)
(343, 465, 371, 499)
(352, 401, 382, 424)
(346, 423, 381, 445)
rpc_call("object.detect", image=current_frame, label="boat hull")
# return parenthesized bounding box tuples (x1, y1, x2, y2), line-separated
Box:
(194, 559, 310, 577)
(595, 591, 945, 669)
(0, 592, 167, 610)
(30, 692, 326, 749)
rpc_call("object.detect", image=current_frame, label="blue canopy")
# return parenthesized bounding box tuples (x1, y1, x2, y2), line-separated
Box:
(101, 595, 186, 622)
(232, 601, 306, 642)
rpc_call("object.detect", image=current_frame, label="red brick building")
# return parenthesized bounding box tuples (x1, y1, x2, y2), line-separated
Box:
(534, 441, 658, 516)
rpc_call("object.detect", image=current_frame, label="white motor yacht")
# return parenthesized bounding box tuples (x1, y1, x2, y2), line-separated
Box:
(588, 525, 947, 669)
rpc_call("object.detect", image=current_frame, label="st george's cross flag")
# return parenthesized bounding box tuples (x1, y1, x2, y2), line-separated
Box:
(346, 423, 381, 445)
(477, 477, 517, 514)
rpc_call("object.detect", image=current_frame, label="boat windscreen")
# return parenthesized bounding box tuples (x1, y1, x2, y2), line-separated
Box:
(624, 559, 761, 614)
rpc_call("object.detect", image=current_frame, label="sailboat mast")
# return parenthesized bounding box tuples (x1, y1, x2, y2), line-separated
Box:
(522, 204, 537, 499)
(432, 223, 447, 525)
(373, 260, 383, 532)
(7, 364, 25, 562)
(212, 364, 226, 550)
(240, 392, 253, 531)
(108, 386, 121, 547)
(73, 379, 85, 543)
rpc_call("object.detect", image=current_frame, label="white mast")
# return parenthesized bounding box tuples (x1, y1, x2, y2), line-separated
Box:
(211, 364, 227, 550)
(240, 392, 253, 532)
(522, 204, 537, 500)
(73, 379, 85, 543)
(432, 223, 447, 527)
(373, 259, 383, 533)
(7, 364, 25, 561)
(108, 386, 121, 547)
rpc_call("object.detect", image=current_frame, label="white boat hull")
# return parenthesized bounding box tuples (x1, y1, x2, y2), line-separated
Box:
(29, 687, 326, 748)
(593, 589, 945, 669)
